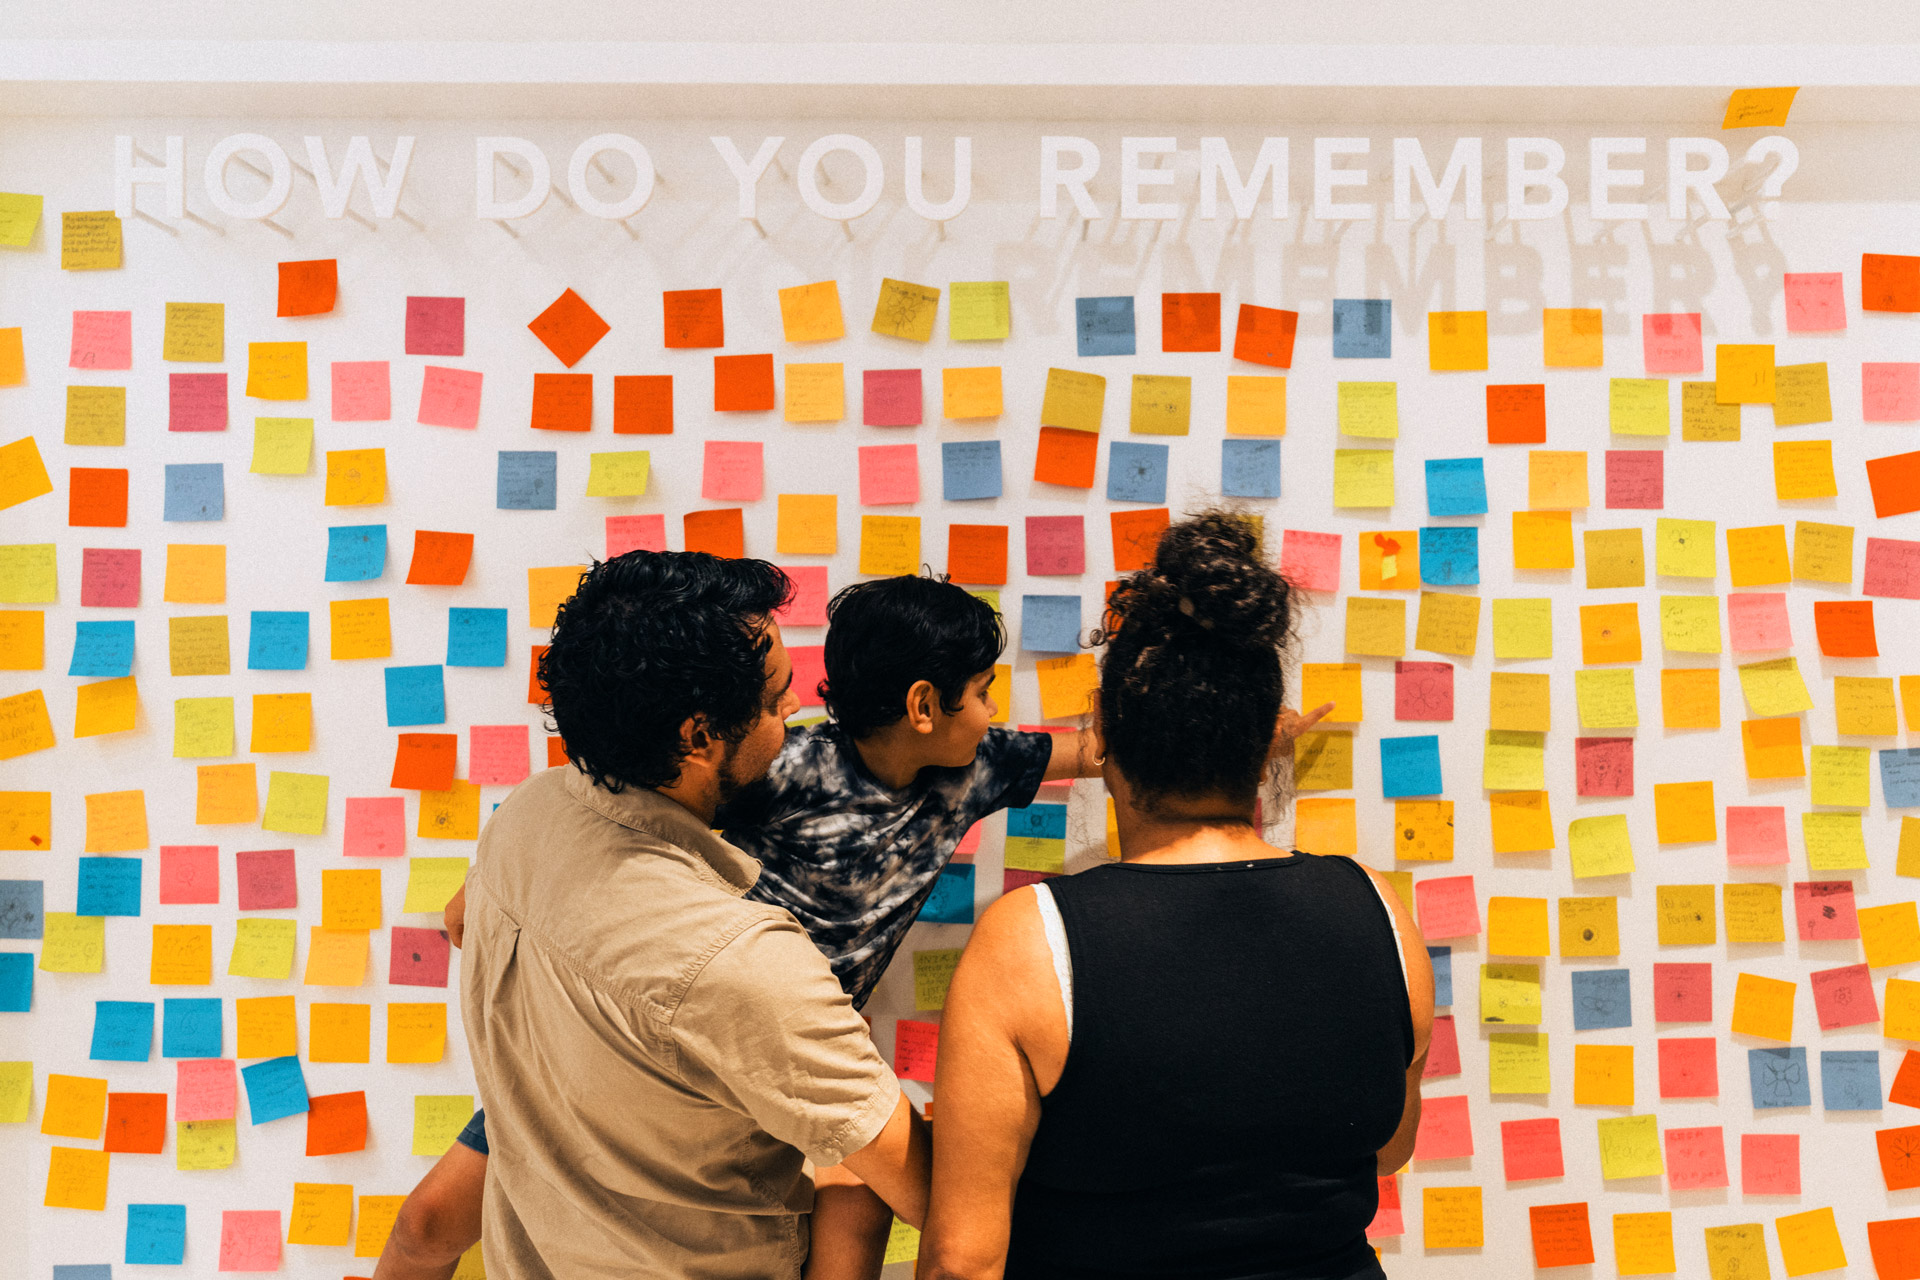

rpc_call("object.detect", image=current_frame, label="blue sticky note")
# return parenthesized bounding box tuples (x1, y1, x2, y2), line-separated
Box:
(384, 665, 447, 727)
(54, 1267, 114, 1280)
(1020, 595, 1083, 654)
(247, 611, 309, 671)
(918, 864, 975, 924)
(1424, 458, 1489, 517)
(1075, 296, 1136, 357)
(1221, 439, 1281, 499)
(1749, 1046, 1811, 1109)
(941, 441, 1003, 501)
(1570, 968, 1632, 1030)
(1379, 734, 1442, 798)
(324, 524, 387, 583)
(1427, 946, 1453, 1007)
(1332, 299, 1391, 358)
(498, 450, 557, 510)
(1820, 1049, 1882, 1111)
(162, 462, 224, 522)
(1007, 803, 1069, 842)
(126, 1203, 188, 1266)
(447, 608, 509, 668)
(161, 998, 222, 1059)
(0, 879, 43, 939)
(1882, 748, 1920, 809)
(69, 620, 135, 678)
(1418, 527, 1480, 586)
(242, 1054, 310, 1124)
(1107, 441, 1169, 504)
(89, 1000, 155, 1061)
(0, 952, 31, 1011)
(76, 856, 142, 916)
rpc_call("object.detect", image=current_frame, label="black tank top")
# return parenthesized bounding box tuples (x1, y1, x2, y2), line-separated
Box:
(1007, 851, 1412, 1280)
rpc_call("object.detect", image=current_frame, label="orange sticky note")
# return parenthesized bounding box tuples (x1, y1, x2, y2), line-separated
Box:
(1110, 508, 1168, 573)
(1724, 87, 1799, 128)
(1359, 530, 1419, 591)
(778, 281, 844, 343)
(163, 544, 225, 604)
(1034, 426, 1098, 489)
(1716, 344, 1776, 404)
(150, 923, 215, 984)
(195, 763, 258, 825)
(44, 1145, 109, 1210)
(713, 354, 775, 412)
(1653, 781, 1716, 844)
(684, 509, 745, 559)
(1862, 903, 1920, 969)
(1574, 1044, 1635, 1106)
(277, 259, 338, 317)
(329, 598, 392, 660)
(1528, 451, 1588, 509)
(405, 531, 474, 586)
(1579, 603, 1641, 665)
(324, 448, 386, 506)
(387, 1003, 448, 1064)
(1512, 511, 1575, 570)
(66, 467, 127, 527)
(84, 789, 147, 852)
(777, 495, 837, 556)
(527, 288, 609, 367)
(948, 525, 1008, 585)
(530, 372, 592, 431)
(1730, 972, 1795, 1041)
(1428, 311, 1489, 371)
(1727, 525, 1790, 587)
(321, 868, 382, 931)
(1741, 716, 1804, 779)
(1543, 308, 1603, 367)
(1293, 797, 1357, 857)
(527, 566, 586, 628)
(613, 373, 673, 433)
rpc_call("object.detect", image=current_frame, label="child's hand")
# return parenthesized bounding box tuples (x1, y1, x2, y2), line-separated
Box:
(1270, 703, 1336, 757)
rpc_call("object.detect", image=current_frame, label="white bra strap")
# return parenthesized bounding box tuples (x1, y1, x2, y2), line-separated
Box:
(1032, 882, 1074, 1044)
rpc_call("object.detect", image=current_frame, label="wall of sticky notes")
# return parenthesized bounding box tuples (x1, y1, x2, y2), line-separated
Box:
(2, 115, 1920, 1279)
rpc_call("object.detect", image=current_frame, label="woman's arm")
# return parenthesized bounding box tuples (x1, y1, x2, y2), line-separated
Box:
(1360, 865, 1436, 1173)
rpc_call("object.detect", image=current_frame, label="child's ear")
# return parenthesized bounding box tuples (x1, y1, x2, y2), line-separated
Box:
(905, 679, 939, 734)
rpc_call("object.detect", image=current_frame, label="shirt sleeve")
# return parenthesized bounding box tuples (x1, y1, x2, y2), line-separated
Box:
(965, 728, 1056, 820)
(670, 913, 902, 1167)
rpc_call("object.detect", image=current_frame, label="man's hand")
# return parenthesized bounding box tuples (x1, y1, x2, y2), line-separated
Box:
(444, 884, 467, 949)
(1269, 702, 1335, 759)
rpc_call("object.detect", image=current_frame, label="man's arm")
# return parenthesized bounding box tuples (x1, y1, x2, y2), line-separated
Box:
(1041, 702, 1335, 782)
(443, 883, 466, 948)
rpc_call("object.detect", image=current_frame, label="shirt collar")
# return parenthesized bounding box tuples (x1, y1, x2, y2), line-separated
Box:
(562, 766, 761, 895)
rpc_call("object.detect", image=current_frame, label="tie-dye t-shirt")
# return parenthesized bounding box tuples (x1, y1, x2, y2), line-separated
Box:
(720, 722, 1054, 1008)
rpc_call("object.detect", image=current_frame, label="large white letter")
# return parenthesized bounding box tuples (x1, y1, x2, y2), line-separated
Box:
(1120, 137, 1180, 220)
(1667, 138, 1730, 220)
(1506, 138, 1568, 221)
(710, 136, 784, 220)
(204, 134, 292, 220)
(1589, 137, 1648, 220)
(1392, 137, 1483, 220)
(567, 135, 655, 220)
(475, 137, 550, 220)
(303, 136, 414, 220)
(797, 135, 883, 221)
(1040, 136, 1101, 219)
(114, 136, 183, 219)
(1198, 137, 1287, 219)
(1313, 138, 1373, 220)
(904, 137, 971, 221)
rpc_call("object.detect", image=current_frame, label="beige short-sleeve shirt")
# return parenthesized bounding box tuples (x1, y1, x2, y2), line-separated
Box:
(461, 767, 902, 1280)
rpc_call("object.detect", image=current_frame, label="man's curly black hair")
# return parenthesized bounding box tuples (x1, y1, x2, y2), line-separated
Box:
(537, 551, 793, 793)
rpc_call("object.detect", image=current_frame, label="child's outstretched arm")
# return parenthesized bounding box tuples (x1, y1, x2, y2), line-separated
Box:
(804, 1164, 896, 1280)
(1042, 703, 1335, 781)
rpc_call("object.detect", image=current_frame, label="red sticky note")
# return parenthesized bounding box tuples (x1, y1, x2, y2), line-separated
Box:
(343, 796, 406, 858)
(306, 1090, 368, 1155)
(789, 644, 826, 708)
(528, 288, 609, 367)
(607, 514, 667, 559)
(1868, 1216, 1920, 1280)
(1394, 661, 1454, 721)
(1366, 1174, 1403, 1239)
(331, 360, 391, 422)
(1657, 1037, 1717, 1098)
(613, 374, 673, 434)
(159, 845, 219, 904)
(235, 848, 297, 910)
(1112, 508, 1170, 574)
(1642, 313, 1704, 373)
(1811, 962, 1879, 1030)
(169, 372, 228, 432)
(1412, 1094, 1473, 1160)
(1886, 1126, 1920, 1191)
(948, 525, 1009, 586)
(82, 547, 141, 607)
(1033, 426, 1098, 488)
(775, 566, 831, 627)
(1864, 253, 1920, 312)
(1866, 537, 1920, 600)
(406, 297, 465, 356)
(1574, 737, 1633, 797)
(1726, 806, 1789, 865)
(1280, 529, 1341, 593)
(1865, 364, 1920, 423)
(1500, 1117, 1563, 1181)
(1486, 384, 1546, 443)
(389, 926, 451, 988)
(1814, 599, 1878, 656)
(955, 821, 983, 858)
(1893, 1051, 1920, 1110)
(405, 531, 474, 586)
(1664, 1125, 1728, 1190)
(531, 371, 591, 431)
(714, 354, 776, 412)
(103, 1092, 167, 1153)
(391, 734, 458, 791)
(1413, 875, 1479, 938)
(277, 259, 337, 318)
(470, 724, 531, 787)
(1784, 272, 1845, 331)
(1233, 304, 1298, 369)
(1653, 963, 1713, 1022)
(1528, 1203, 1595, 1269)
(894, 1019, 940, 1082)
(662, 288, 724, 348)
(1604, 450, 1663, 509)
(1794, 881, 1860, 940)
(863, 369, 924, 426)
(1869, 450, 1920, 519)
(68, 467, 128, 527)
(219, 1209, 282, 1272)
(1423, 1014, 1460, 1078)
(69, 310, 132, 370)
(685, 508, 746, 559)
(702, 441, 764, 503)
(858, 443, 920, 506)
(1727, 592, 1791, 651)
(1161, 292, 1221, 352)
(417, 366, 482, 430)
(175, 1058, 237, 1122)
(1026, 515, 1085, 576)
(1742, 1132, 1800, 1195)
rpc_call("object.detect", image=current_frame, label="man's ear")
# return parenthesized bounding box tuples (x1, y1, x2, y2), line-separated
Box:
(904, 679, 939, 735)
(680, 713, 722, 763)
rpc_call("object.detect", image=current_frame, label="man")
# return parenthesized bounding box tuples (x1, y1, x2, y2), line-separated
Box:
(457, 551, 928, 1279)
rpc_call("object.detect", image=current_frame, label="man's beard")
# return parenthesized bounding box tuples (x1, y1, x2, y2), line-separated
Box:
(713, 734, 755, 806)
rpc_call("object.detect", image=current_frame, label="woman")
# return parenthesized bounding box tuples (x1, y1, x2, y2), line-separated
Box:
(921, 511, 1434, 1280)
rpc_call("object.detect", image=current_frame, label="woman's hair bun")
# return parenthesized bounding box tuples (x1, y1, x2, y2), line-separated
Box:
(1133, 510, 1291, 648)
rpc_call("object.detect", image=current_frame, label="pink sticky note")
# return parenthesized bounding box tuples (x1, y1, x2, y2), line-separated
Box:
(1865, 537, 1920, 600)
(389, 926, 451, 987)
(70, 310, 132, 370)
(406, 296, 466, 357)
(1413, 875, 1479, 938)
(175, 1058, 237, 1122)
(1366, 1175, 1404, 1238)
(1741, 1133, 1799, 1196)
(1864, 363, 1920, 422)
(235, 849, 297, 910)
(1412, 1094, 1473, 1160)
(219, 1209, 282, 1272)
(1574, 737, 1634, 796)
(1726, 806, 1789, 865)
(702, 441, 764, 502)
(1004, 868, 1053, 893)
(1423, 1015, 1460, 1078)
(1811, 963, 1878, 1029)
(789, 644, 826, 708)
(1642, 313, 1703, 374)
(894, 1019, 940, 1082)
(955, 821, 983, 858)
(607, 514, 667, 559)
(863, 369, 923, 426)
(1604, 450, 1663, 510)
(159, 845, 219, 905)
(1025, 515, 1086, 576)
(1657, 1037, 1717, 1098)
(1727, 592, 1792, 651)
(169, 372, 228, 432)
(1500, 1117, 1563, 1181)
(1794, 881, 1860, 940)
(858, 443, 920, 506)
(1653, 962, 1713, 1022)
(1394, 661, 1454, 721)
(1784, 272, 1847, 332)
(343, 796, 406, 858)
(1280, 529, 1342, 593)
(774, 565, 831, 627)
(331, 360, 391, 422)
(418, 365, 483, 429)
(81, 547, 140, 607)
(469, 725, 531, 786)
(1665, 1125, 1728, 1190)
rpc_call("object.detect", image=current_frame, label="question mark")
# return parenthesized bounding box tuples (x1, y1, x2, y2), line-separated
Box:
(1744, 136, 1799, 219)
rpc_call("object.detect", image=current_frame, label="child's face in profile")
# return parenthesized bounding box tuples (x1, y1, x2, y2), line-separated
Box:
(924, 668, 998, 768)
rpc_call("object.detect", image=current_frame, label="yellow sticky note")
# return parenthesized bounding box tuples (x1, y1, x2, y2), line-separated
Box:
(173, 697, 234, 758)
(1737, 657, 1812, 717)
(528, 566, 586, 628)
(151, 923, 214, 984)
(419, 780, 481, 840)
(1414, 591, 1479, 657)
(871, 278, 939, 341)
(247, 341, 308, 400)
(784, 362, 845, 422)
(1907, 819, 1920, 880)
(330, 598, 392, 660)
(1301, 663, 1363, 723)
(1682, 380, 1741, 440)
(1653, 781, 1716, 843)
(42, 1074, 108, 1138)
(1906, 676, 1920, 731)
(0, 192, 43, 246)
(60, 211, 122, 270)
(309, 1003, 372, 1064)
(387, 1004, 448, 1064)
(885, 1218, 923, 1266)
(1652, 518, 1716, 580)
(1489, 1031, 1551, 1094)
(324, 448, 386, 506)
(176, 1119, 236, 1170)
(1724, 882, 1786, 943)
(1422, 1186, 1484, 1248)
(0, 1060, 31, 1123)
(163, 544, 226, 604)
(1861, 902, 1920, 968)
(1656, 884, 1717, 945)
(913, 949, 962, 1010)
(1597, 1115, 1663, 1179)
(1481, 962, 1543, 1024)
(1793, 520, 1853, 584)
(249, 693, 312, 753)
(1609, 378, 1669, 435)
(0, 436, 52, 510)
(1584, 527, 1645, 589)
(585, 451, 650, 497)
(1834, 676, 1897, 736)
(1575, 668, 1637, 729)
(263, 770, 328, 835)
(1490, 792, 1554, 853)
(289, 1182, 355, 1246)
(1428, 310, 1489, 371)
(1705, 1226, 1771, 1280)
(162, 302, 224, 362)
(1226, 375, 1286, 436)
(1491, 598, 1552, 659)
(1771, 362, 1832, 427)
(1659, 596, 1721, 653)
(355, 1195, 409, 1259)
(414, 1095, 476, 1157)
(250, 417, 314, 475)
(45, 1145, 110, 1210)
(403, 857, 469, 914)
(1039, 368, 1105, 432)
(1344, 597, 1406, 657)
(1293, 731, 1353, 791)
(0, 328, 20, 387)
(39, 913, 105, 973)
(1742, 716, 1804, 779)
(64, 386, 126, 446)
(1527, 451, 1588, 509)
(1333, 449, 1394, 507)
(1574, 1043, 1634, 1105)
(942, 366, 1003, 419)
(1569, 814, 1635, 878)
(1295, 798, 1358, 858)
(859, 515, 920, 576)
(1393, 800, 1453, 862)
(1731, 972, 1795, 1040)
(1129, 374, 1191, 435)
(1716, 343, 1775, 404)
(1543, 307, 1603, 366)
(229, 919, 297, 980)
(1559, 897, 1620, 957)
(1724, 86, 1799, 128)
(0, 610, 43, 671)
(1337, 382, 1397, 437)
(1487, 896, 1550, 956)
(1662, 667, 1721, 729)
(988, 661, 1011, 724)
(74, 676, 138, 738)
(1810, 745, 1871, 808)
(0, 544, 57, 603)
(949, 281, 1010, 341)
(168, 615, 230, 676)
(304, 927, 368, 987)
(0, 791, 52, 851)
(84, 789, 147, 851)
(1484, 731, 1546, 791)
(778, 280, 844, 343)
(1035, 654, 1098, 721)
(1774, 1207, 1846, 1278)
(1579, 602, 1640, 664)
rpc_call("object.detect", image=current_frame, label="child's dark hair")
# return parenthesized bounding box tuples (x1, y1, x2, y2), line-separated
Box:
(1093, 510, 1294, 810)
(821, 574, 1006, 739)
(540, 551, 793, 793)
